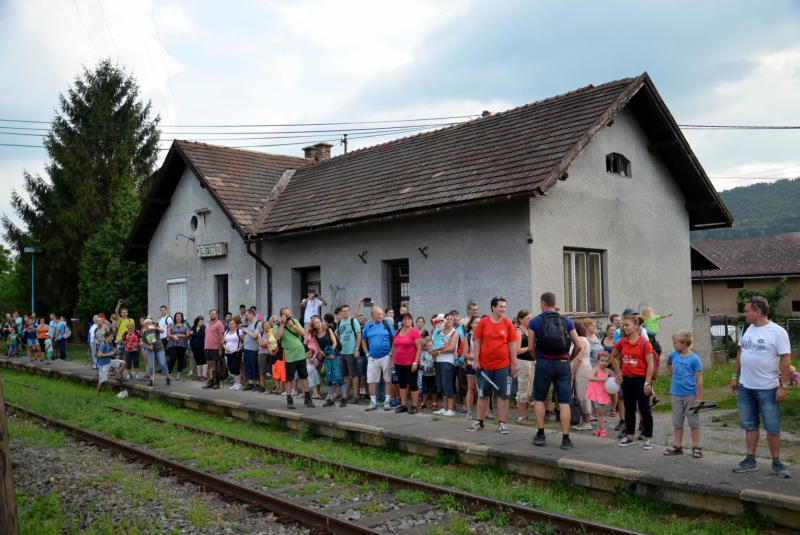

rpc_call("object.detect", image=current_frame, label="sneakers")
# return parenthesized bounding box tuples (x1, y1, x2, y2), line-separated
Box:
(125, 374, 131, 381)
(383, 400, 391, 411)
(642, 440, 653, 450)
(390, 399, 399, 408)
(175, 374, 181, 381)
(166, 377, 171, 387)
(590, 415, 598, 422)
(287, 396, 295, 409)
(443, 410, 455, 417)
(365, 402, 377, 411)
(242, 384, 254, 391)
(291, 389, 298, 397)
(619, 438, 635, 447)
(395, 405, 408, 413)
(258, 387, 266, 394)
(459, 405, 468, 413)
(733, 458, 758, 473)
(187, 370, 194, 376)
(572, 422, 593, 431)
(772, 461, 791, 478)
(485, 411, 494, 420)
(229, 383, 241, 390)
(212, 381, 220, 389)
(323, 399, 335, 407)
(202, 379, 214, 389)
(339, 397, 348, 408)
(499, 422, 509, 434)
(466, 412, 473, 420)
(593, 429, 607, 437)
(147, 380, 154, 387)
(409, 406, 419, 414)
(532, 434, 546, 447)
(304, 393, 315, 408)
(467, 421, 485, 432)
(561, 437, 574, 450)
(614, 422, 623, 432)
(434, 408, 446, 415)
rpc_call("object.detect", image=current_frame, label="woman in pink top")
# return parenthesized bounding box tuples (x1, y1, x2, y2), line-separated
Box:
(391, 312, 422, 414)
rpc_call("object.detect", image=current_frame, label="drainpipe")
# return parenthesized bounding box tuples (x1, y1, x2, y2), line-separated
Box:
(246, 242, 272, 317)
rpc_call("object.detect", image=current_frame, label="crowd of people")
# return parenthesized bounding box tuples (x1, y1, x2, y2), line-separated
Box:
(4, 290, 792, 477)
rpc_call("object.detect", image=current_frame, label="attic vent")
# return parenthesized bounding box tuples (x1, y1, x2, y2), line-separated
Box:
(606, 153, 631, 177)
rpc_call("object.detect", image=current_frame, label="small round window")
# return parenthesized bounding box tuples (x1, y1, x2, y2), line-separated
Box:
(190, 215, 198, 231)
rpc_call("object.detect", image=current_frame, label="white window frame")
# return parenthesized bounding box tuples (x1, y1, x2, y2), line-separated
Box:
(166, 277, 188, 316)
(563, 250, 604, 314)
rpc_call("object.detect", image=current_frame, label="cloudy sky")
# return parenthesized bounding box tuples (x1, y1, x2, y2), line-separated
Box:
(2, 0, 800, 234)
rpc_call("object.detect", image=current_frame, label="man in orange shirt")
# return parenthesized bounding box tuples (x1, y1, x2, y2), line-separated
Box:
(466, 297, 517, 435)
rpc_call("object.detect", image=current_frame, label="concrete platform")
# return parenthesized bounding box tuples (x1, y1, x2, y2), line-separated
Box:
(2, 358, 799, 527)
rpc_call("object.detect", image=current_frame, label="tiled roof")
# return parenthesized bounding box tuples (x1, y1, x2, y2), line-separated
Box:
(691, 233, 800, 279)
(177, 142, 307, 231)
(256, 77, 638, 233)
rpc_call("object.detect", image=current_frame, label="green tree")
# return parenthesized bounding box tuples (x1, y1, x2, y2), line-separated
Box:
(0, 246, 27, 313)
(76, 184, 148, 321)
(736, 276, 793, 319)
(2, 59, 159, 316)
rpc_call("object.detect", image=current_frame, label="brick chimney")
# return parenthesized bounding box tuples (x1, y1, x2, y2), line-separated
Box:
(303, 142, 333, 162)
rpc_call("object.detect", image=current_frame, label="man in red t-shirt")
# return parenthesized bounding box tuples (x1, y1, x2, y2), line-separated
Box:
(466, 297, 517, 435)
(202, 309, 225, 389)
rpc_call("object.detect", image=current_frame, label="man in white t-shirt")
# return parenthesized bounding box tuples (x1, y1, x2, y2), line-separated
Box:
(730, 296, 791, 478)
(301, 289, 326, 327)
(158, 306, 174, 342)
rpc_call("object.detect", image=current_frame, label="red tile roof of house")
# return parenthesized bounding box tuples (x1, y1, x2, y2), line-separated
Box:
(691, 233, 800, 279)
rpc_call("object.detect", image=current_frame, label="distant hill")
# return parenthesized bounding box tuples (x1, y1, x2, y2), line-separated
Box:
(691, 178, 800, 241)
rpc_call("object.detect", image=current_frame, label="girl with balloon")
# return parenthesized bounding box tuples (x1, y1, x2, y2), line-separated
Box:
(586, 351, 621, 437)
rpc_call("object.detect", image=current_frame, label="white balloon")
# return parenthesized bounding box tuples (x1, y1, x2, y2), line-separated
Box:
(605, 377, 621, 394)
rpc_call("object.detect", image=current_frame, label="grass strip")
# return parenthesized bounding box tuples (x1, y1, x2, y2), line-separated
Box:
(1, 368, 783, 535)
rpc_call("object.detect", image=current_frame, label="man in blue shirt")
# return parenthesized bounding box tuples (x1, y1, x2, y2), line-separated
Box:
(361, 307, 395, 412)
(56, 316, 67, 361)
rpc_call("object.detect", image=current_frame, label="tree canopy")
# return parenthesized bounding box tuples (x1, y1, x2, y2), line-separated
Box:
(2, 59, 159, 317)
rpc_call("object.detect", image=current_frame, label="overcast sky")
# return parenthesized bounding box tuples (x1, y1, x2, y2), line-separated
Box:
(2, 0, 800, 236)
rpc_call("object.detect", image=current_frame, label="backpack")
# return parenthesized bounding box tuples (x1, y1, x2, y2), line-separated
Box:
(337, 318, 358, 352)
(535, 313, 570, 356)
(64, 326, 72, 339)
(620, 336, 660, 381)
(363, 320, 394, 352)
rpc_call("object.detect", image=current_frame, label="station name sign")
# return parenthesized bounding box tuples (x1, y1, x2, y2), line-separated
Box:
(196, 242, 227, 258)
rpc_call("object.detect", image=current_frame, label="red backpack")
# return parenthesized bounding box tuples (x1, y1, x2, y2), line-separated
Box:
(620, 336, 660, 380)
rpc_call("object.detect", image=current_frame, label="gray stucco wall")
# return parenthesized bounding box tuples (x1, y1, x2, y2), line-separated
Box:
(147, 167, 258, 319)
(258, 200, 533, 323)
(529, 105, 694, 339)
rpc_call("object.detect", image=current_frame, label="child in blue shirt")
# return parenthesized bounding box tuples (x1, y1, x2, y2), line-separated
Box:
(97, 331, 127, 396)
(665, 330, 704, 458)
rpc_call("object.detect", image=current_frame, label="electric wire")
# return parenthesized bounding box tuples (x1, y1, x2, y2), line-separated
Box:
(0, 116, 474, 127)
(95, 0, 122, 60)
(71, 0, 101, 60)
(151, 1, 183, 135)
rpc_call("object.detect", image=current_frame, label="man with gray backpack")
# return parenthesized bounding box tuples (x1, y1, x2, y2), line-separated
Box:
(528, 292, 584, 450)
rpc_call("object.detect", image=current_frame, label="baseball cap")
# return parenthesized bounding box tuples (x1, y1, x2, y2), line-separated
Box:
(432, 314, 445, 325)
(449, 309, 460, 316)
(622, 308, 636, 316)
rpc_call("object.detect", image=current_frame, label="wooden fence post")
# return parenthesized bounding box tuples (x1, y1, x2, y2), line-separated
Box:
(0, 370, 20, 535)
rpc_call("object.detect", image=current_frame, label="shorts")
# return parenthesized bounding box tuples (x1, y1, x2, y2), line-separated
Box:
(204, 349, 219, 365)
(98, 360, 124, 384)
(258, 353, 269, 375)
(124, 350, 140, 369)
(737, 384, 781, 435)
(593, 401, 606, 409)
(394, 364, 419, 391)
(465, 364, 477, 378)
(284, 359, 309, 381)
(226, 352, 242, 376)
(340, 354, 358, 377)
(671, 394, 700, 429)
(515, 359, 535, 404)
(193, 348, 208, 366)
(533, 358, 572, 405)
(478, 366, 511, 400)
(421, 375, 437, 394)
(27, 339, 39, 348)
(367, 356, 392, 384)
(434, 361, 455, 398)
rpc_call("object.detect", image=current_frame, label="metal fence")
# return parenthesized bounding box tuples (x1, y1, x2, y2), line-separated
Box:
(710, 314, 740, 361)
(786, 319, 800, 351)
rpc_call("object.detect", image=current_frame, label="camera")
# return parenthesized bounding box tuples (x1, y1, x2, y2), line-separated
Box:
(363, 297, 372, 306)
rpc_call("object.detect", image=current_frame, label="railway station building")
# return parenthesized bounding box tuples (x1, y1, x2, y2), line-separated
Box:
(122, 72, 732, 332)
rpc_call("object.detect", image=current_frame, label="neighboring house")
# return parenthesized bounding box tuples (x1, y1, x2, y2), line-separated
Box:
(122, 72, 732, 335)
(691, 233, 800, 317)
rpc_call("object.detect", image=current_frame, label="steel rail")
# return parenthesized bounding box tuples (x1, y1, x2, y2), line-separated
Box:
(5, 402, 381, 535)
(4, 378, 645, 535)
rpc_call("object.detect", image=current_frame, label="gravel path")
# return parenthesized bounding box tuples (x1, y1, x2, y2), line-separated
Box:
(9, 415, 316, 534)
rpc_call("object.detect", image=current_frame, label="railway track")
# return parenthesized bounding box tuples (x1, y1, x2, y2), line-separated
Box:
(4, 377, 646, 535)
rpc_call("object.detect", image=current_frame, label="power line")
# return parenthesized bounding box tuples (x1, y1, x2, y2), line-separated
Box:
(151, 1, 183, 135)
(679, 125, 800, 129)
(141, 25, 173, 129)
(71, 0, 101, 60)
(95, 0, 122, 60)
(708, 164, 800, 178)
(0, 116, 474, 128)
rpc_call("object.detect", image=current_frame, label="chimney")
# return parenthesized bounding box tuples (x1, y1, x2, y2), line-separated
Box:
(303, 142, 333, 162)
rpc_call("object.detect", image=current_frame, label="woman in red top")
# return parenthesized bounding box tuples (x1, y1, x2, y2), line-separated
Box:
(391, 313, 422, 414)
(36, 318, 48, 362)
(610, 315, 654, 449)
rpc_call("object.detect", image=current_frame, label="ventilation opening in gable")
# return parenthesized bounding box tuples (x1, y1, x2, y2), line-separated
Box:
(606, 153, 631, 177)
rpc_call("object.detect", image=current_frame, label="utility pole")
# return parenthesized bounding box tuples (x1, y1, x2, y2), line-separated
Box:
(340, 133, 348, 154)
(0, 370, 20, 535)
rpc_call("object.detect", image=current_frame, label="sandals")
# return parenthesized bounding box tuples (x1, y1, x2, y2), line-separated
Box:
(664, 446, 683, 456)
(651, 397, 661, 407)
(692, 447, 703, 458)
(610, 410, 617, 417)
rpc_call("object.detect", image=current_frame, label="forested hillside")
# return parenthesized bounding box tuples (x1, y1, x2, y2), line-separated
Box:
(691, 178, 800, 241)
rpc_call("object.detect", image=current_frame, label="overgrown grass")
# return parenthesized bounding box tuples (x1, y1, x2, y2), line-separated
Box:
(393, 489, 428, 505)
(0, 368, 784, 535)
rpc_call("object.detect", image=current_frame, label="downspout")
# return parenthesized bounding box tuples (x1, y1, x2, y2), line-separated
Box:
(246, 241, 272, 317)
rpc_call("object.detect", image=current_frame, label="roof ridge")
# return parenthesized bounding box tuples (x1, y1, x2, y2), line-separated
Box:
(322, 76, 638, 163)
(176, 139, 308, 161)
(693, 231, 800, 244)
